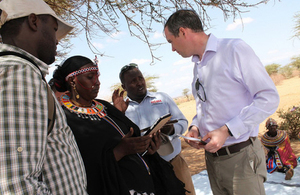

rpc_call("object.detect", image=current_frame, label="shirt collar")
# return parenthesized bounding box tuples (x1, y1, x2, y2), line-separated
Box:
(0, 44, 49, 76)
(192, 33, 218, 63)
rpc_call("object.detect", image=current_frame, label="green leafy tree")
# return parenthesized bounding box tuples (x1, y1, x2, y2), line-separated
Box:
(289, 55, 300, 70)
(182, 88, 190, 100)
(293, 12, 300, 39)
(42, 0, 276, 63)
(279, 64, 294, 79)
(265, 63, 281, 76)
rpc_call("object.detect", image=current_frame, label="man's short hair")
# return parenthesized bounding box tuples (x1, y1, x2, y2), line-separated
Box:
(0, 16, 26, 39)
(164, 9, 203, 37)
(119, 63, 139, 84)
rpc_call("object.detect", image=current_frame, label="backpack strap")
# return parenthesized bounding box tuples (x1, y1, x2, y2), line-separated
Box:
(0, 51, 56, 134)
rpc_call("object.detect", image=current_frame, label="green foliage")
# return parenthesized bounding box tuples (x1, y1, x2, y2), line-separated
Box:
(182, 88, 190, 99)
(145, 74, 159, 92)
(289, 55, 300, 70)
(265, 63, 281, 76)
(278, 65, 294, 79)
(293, 12, 300, 39)
(277, 106, 300, 140)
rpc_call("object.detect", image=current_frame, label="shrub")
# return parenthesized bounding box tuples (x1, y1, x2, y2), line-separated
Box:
(277, 105, 300, 140)
(265, 63, 280, 76)
(270, 73, 285, 85)
(279, 65, 294, 79)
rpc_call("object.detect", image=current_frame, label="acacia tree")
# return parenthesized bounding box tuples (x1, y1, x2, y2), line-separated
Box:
(44, 0, 278, 63)
(290, 55, 300, 70)
(182, 88, 190, 100)
(265, 63, 280, 76)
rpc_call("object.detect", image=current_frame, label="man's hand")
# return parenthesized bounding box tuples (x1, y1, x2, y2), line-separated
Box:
(184, 126, 205, 149)
(112, 89, 129, 113)
(160, 123, 175, 135)
(202, 125, 230, 153)
(113, 128, 152, 161)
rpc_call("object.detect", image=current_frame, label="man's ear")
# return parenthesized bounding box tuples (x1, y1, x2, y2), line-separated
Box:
(27, 13, 38, 31)
(179, 27, 186, 36)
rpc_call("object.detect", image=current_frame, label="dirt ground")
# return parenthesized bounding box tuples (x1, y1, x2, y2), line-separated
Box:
(178, 76, 300, 176)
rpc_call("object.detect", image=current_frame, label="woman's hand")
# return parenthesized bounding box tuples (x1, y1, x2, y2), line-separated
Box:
(113, 128, 152, 161)
(112, 89, 129, 113)
(147, 131, 162, 155)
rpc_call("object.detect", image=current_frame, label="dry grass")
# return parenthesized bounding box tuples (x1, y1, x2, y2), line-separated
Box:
(178, 76, 300, 175)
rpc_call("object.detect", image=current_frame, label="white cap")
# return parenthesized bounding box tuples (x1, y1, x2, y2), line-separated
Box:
(0, 0, 74, 40)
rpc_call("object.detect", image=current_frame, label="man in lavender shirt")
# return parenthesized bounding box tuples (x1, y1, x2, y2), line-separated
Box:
(164, 10, 279, 195)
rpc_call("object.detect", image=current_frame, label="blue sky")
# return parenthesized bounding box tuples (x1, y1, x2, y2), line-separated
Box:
(46, 1, 300, 100)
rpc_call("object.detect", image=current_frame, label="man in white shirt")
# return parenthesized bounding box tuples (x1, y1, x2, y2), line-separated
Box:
(164, 9, 280, 195)
(114, 64, 196, 195)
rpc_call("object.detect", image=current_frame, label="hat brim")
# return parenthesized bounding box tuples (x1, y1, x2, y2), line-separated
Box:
(51, 14, 74, 41)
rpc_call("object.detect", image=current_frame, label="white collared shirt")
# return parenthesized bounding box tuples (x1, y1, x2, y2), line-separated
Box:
(190, 34, 280, 146)
(125, 91, 188, 161)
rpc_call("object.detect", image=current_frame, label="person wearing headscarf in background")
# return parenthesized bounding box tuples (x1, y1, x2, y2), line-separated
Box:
(261, 118, 297, 180)
(51, 55, 186, 195)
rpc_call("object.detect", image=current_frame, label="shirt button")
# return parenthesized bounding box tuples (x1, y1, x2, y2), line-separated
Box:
(17, 147, 23, 152)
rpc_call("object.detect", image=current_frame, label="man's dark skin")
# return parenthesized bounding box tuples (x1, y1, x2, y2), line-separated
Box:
(267, 125, 278, 137)
(113, 67, 175, 135)
(2, 14, 58, 65)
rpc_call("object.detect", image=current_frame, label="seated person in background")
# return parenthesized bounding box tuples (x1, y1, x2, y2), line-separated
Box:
(113, 63, 195, 195)
(261, 118, 297, 180)
(52, 55, 186, 195)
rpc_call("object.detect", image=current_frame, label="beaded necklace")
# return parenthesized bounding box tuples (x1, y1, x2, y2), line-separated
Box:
(61, 93, 106, 120)
(61, 93, 150, 174)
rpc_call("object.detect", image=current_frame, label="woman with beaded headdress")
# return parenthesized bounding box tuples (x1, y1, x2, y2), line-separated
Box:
(261, 118, 297, 180)
(51, 55, 186, 195)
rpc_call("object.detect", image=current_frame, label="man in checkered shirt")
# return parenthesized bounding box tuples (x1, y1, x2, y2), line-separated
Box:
(0, 0, 88, 194)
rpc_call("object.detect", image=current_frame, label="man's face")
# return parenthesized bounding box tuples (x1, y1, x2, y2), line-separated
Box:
(37, 15, 58, 65)
(122, 68, 147, 102)
(164, 26, 191, 58)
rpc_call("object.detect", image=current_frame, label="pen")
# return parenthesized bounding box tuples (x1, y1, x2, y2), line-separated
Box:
(141, 150, 148, 156)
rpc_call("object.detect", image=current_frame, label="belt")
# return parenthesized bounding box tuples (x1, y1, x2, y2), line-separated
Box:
(211, 137, 255, 157)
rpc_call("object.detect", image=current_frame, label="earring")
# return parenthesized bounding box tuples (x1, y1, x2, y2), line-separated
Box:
(72, 82, 80, 99)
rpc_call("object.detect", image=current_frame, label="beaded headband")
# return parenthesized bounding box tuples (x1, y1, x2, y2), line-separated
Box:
(65, 66, 99, 81)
